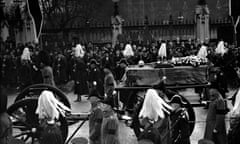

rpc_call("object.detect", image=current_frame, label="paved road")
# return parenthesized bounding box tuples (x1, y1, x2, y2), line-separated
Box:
(6, 88, 234, 144)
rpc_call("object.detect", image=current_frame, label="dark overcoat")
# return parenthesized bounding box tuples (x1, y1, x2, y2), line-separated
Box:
(73, 57, 89, 95)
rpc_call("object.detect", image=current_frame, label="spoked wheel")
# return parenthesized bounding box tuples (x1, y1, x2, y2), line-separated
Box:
(15, 84, 71, 108)
(130, 93, 196, 139)
(7, 98, 68, 144)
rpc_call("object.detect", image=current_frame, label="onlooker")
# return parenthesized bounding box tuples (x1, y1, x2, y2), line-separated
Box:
(72, 44, 89, 101)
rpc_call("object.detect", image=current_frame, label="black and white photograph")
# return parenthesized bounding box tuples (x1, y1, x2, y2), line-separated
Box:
(1, 0, 240, 144)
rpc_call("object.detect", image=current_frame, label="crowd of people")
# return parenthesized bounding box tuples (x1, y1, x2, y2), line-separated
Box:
(1, 38, 240, 144)
(1, 38, 239, 89)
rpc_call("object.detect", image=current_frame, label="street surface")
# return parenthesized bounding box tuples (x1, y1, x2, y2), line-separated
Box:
(6, 88, 234, 144)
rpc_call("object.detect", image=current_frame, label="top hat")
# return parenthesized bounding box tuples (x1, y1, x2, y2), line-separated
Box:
(170, 95, 187, 105)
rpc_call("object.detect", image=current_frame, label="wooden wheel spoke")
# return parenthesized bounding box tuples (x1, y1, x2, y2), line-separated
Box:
(11, 114, 32, 128)
(12, 125, 28, 129)
(13, 130, 31, 138)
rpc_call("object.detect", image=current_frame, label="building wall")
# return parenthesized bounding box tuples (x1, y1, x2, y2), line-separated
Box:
(55, 0, 230, 28)
(118, 0, 229, 22)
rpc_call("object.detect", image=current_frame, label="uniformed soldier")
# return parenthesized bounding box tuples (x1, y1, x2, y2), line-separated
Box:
(19, 48, 33, 90)
(36, 90, 70, 144)
(138, 89, 172, 144)
(72, 44, 89, 102)
(170, 95, 191, 144)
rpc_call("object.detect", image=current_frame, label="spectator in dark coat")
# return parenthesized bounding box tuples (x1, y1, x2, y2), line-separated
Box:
(53, 52, 68, 85)
(89, 59, 104, 96)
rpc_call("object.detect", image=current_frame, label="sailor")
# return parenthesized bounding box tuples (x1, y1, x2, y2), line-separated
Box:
(170, 95, 190, 144)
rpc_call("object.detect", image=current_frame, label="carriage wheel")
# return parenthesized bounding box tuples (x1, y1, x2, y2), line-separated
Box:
(7, 97, 68, 144)
(131, 94, 196, 138)
(15, 84, 71, 108)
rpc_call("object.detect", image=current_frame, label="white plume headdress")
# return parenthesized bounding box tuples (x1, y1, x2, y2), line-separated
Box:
(36, 90, 71, 121)
(139, 89, 172, 121)
(21, 47, 31, 61)
(123, 44, 134, 57)
(197, 45, 208, 58)
(74, 44, 85, 58)
(215, 41, 226, 56)
(158, 43, 167, 58)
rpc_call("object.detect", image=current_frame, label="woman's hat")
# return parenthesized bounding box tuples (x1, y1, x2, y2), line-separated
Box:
(170, 95, 187, 105)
